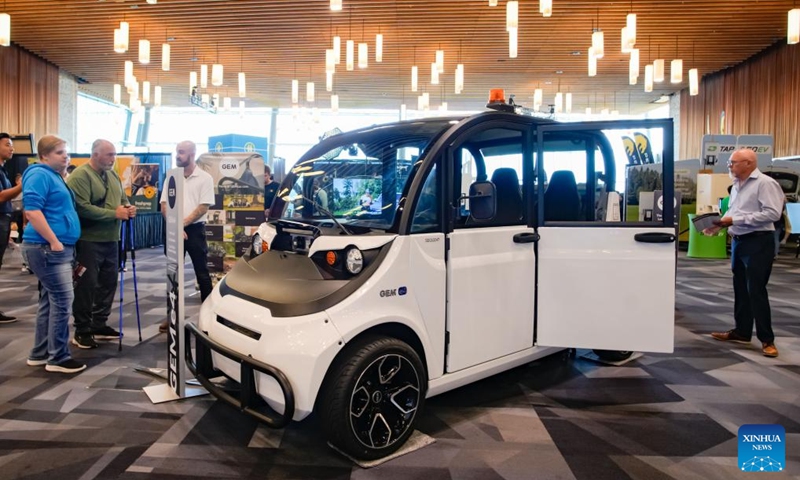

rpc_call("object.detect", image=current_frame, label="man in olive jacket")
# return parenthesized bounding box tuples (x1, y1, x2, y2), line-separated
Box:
(67, 139, 136, 348)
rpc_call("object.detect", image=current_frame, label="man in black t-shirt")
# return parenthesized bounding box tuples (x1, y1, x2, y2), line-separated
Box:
(0, 133, 23, 323)
(263, 164, 279, 219)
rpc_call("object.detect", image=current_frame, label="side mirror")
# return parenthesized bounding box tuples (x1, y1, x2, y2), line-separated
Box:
(465, 181, 496, 221)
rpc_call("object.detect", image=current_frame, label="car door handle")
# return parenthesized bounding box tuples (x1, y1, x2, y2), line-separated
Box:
(513, 232, 540, 243)
(634, 232, 676, 243)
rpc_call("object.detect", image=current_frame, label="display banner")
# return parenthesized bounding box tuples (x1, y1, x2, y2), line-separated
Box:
(196, 152, 265, 276)
(622, 136, 642, 165)
(126, 163, 160, 213)
(165, 168, 185, 398)
(736, 135, 773, 168)
(633, 132, 655, 164)
(701, 135, 737, 172)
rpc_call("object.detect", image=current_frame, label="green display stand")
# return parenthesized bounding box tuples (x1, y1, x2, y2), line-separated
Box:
(687, 213, 728, 258)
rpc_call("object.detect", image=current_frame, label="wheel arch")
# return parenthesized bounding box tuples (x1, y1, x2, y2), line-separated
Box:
(313, 322, 429, 413)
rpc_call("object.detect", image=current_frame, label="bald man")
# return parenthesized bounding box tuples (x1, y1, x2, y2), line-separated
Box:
(710, 148, 784, 358)
(67, 139, 136, 349)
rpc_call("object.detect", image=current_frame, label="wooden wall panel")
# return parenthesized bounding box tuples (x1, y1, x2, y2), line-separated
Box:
(0, 44, 59, 145)
(680, 43, 800, 159)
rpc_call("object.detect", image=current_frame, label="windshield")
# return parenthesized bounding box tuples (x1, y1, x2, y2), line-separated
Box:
(270, 118, 459, 232)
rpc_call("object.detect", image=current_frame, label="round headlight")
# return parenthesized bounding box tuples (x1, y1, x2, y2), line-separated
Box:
(252, 234, 263, 256)
(345, 247, 364, 275)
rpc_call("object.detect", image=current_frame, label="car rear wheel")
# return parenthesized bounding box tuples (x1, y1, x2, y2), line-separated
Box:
(318, 335, 426, 461)
(592, 349, 634, 362)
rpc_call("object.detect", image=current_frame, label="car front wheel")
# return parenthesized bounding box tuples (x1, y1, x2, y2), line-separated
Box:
(318, 335, 427, 461)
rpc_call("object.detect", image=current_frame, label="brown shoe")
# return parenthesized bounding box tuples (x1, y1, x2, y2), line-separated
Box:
(158, 319, 168, 333)
(762, 343, 779, 357)
(710, 329, 752, 344)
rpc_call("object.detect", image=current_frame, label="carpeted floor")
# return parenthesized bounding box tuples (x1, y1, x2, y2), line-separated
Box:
(0, 242, 798, 479)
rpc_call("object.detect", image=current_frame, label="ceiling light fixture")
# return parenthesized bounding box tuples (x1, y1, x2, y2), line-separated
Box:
(154, 85, 161, 107)
(411, 46, 418, 92)
(0, 2, 9, 47)
(138, 25, 150, 64)
(540, 0, 552, 18)
(509, 26, 518, 58)
(211, 43, 223, 86)
(346, 8, 354, 71)
(689, 41, 699, 96)
(671, 36, 682, 83)
(358, 19, 368, 69)
(627, 1, 637, 45)
(161, 28, 170, 71)
(653, 44, 664, 83)
(118, 21, 129, 53)
(489, 0, 498, 6)
(375, 27, 383, 62)
(789, 6, 800, 44)
(588, 46, 597, 77)
(629, 48, 639, 85)
(592, 10, 604, 59)
(200, 62, 208, 89)
(455, 40, 464, 94)
(113, 84, 121, 105)
(238, 48, 246, 98)
(507, 1, 519, 31)
(292, 62, 298, 103)
(331, 0, 342, 12)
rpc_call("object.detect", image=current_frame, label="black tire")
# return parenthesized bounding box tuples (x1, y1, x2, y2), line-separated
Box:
(317, 335, 427, 461)
(592, 349, 634, 362)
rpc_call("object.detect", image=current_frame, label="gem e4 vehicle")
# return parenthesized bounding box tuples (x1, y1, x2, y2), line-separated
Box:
(186, 95, 678, 461)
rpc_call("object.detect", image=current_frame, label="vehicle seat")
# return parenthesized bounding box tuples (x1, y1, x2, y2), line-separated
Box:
(489, 168, 523, 226)
(544, 170, 581, 221)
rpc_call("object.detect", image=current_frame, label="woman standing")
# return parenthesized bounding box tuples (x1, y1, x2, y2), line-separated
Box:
(21, 135, 84, 373)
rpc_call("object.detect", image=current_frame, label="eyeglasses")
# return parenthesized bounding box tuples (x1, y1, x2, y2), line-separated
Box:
(727, 160, 744, 166)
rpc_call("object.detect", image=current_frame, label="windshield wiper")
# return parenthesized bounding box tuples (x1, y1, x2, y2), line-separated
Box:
(298, 195, 352, 235)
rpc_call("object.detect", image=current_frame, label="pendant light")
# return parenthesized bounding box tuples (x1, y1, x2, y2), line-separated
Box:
(540, 0, 552, 17)
(238, 48, 246, 98)
(189, 71, 197, 95)
(375, 28, 383, 62)
(689, 41, 699, 96)
(346, 9, 354, 71)
(592, 11, 604, 59)
(142, 80, 151, 104)
(200, 63, 208, 89)
(533, 87, 543, 111)
(644, 64, 654, 92)
(411, 47, 418, 92)
(0, 7, 9, 47)
(307, 81, 315, 102)
(626, 1, 637, 45)
(455, 41, 464, 94)
(789, 7, 800, 44)
(489, 0, 498, 6)
(138, 24, 150, 64)
(588, 46, 597, 77)
(435, 47, 444, 73)
(292, 63, 299, 103)
(431, 63, 439, 85)
(211, 44, 223, 87)
(154, 85, 162, 107)
(119, 21, 129, 53)
(331, 94, 339, 113)
(113, 84, 122, 105)
(653, 44, 664, 83)
(670, 36, 682, 84)
(333, 32, 341, 64)
(331, 0, 342, 12)
(160, 28, 170, 71)
(114, 29, 125, 53)
(565, 92, 573, 114)
(629, 48, 639, 85)
(202, 93, 210, 107)
(509, 27, 518, 58)
(357, 20, 368, 69)
(326, 71, 334, 92)
(124, 60, 134, 90)
(507, 1, 519, 31)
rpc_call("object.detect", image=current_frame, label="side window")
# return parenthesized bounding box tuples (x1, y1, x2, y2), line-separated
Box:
(540, 135, 590, 222)
(410, 164, 439, 234)
(456, 128, 525, 228)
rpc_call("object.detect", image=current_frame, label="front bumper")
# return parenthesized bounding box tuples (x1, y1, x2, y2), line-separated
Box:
(185, 322, 295, 428)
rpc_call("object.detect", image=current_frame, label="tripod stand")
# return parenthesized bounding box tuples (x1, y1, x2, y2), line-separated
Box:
(118, 218, 142, 351)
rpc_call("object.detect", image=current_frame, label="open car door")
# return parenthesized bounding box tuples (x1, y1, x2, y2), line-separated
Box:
(534, 119, 676, 354)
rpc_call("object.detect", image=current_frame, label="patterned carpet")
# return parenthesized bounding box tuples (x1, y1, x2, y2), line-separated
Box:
(0, 242, 798, 480)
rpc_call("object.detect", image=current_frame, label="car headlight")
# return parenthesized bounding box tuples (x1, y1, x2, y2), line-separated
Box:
(345, 247, 364, 275)
(250, 233, 268, 258)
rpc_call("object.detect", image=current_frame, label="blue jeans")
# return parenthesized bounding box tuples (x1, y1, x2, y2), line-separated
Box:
(22, 242, 76, 364)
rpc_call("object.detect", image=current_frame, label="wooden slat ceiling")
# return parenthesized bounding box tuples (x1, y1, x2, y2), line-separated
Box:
(2, 0, 795, 114)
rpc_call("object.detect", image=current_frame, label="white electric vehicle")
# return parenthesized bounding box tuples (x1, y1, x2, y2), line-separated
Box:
(186, 99, 678, 461)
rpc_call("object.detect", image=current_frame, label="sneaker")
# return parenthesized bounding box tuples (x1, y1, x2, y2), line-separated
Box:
(710, 329, 752, 345)
(72, 332, 99, 349)
(26, 358, 48, 366)
(762, 343, 779, 358)
(0, 311, 17, 323)
(45, 359, 86, 374)
(91, 325, 121, 340)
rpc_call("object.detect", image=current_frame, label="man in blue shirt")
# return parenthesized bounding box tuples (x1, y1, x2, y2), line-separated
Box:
(710, 148, 785, 357)
(0, 133, 23, 323)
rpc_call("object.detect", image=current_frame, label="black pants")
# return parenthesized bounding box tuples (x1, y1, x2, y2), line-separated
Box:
(0, 214, 10, 269)
(73, 240, 119, 334)
(185, 222, 212, 302)
(731, 232, 775, 343)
